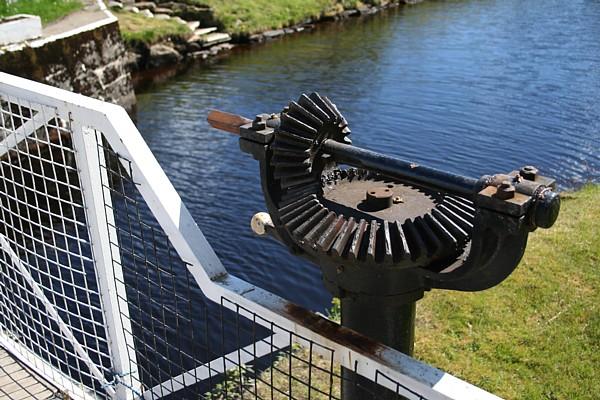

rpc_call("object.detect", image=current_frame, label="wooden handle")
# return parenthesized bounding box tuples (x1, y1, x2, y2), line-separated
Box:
(207, 110, 252, 135)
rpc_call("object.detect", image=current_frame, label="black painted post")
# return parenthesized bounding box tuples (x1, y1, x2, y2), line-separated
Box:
(341, 296, 417, 400)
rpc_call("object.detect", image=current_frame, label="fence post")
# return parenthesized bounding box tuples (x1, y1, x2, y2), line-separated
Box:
(71, 120, 140, 400)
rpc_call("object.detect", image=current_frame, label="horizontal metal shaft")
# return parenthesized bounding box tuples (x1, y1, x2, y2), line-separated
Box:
(322, 139, 481, 197)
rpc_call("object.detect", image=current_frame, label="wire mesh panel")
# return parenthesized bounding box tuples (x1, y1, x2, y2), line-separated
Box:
(0, 96, 115, 399)
(95, 125, 430, 400)
(0, 73, 501, 400)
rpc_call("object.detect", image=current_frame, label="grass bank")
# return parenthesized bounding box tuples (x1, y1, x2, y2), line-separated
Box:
(0, 0, 82, 24)
(415, 184, 600, 399)
(202, 0, 383, 36)
(242, 185, 598, 399)
(115, 11, 190, 44)
(203, 0, 334, 36)
(116, 0, 389, 45)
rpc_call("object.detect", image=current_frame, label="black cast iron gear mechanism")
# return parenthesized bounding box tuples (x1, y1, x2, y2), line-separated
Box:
(207, 92, 561, 302)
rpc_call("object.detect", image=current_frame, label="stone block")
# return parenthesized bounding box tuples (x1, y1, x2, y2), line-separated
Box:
(135, 1, 157, 11)
(0, 14, 42, 46)
(263, 29, 285, 39)
(172, 16, 187, 25)
(148, 43, 182, 68)
(154, 7, 173, 15)
(187, 21, 200, 30)
(200, 32, 230, 47)
(108, 1, 124, 9)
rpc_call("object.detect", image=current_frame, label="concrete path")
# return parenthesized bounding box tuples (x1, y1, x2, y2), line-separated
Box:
(0, 347, 58, 400)
(41, 0, 112, 38)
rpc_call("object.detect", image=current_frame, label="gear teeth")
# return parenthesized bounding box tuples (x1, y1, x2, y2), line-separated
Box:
(279, 182, 320, 205)
(271, 155, 310, 168)
(278, 194, 316, 215)
(298, 94, 331, 123)
(415, 216, 442, 258)
(280, 113, 318, 138)
(441, 199, 475, 223)
(437, 204, 473, 231)
(322, 96, 348, 128)
(425, 214, 458, 248)
(382, 221, 393, 263)
(349, 219, 368, 260)
(392, 221, 411, 262)
(303, 211, 336, 247)
(293, 208, 328, 239)
(445, 196, 476, 215)
(332, 217, 357, 257)
(284, 203, 321, 231)
(271, 142, 311, 157)
(431, 208, 469, 242)
(288, 101, 324, 129)
(309, 93, 338, 122)
(273, 166, 312, 180)
(317, 214, 346, 252)
(280, 175, 315, 190)
(403, 219, 426, 262)
(367, 220, 378, 262)
(276, 130, 314, 146)
(447, 195, 475, 212)
(280, 198, 319, 224)
(268, 93, 476, 270)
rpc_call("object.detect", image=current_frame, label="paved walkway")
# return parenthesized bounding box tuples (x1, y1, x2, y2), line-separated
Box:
(0, 347, 58, 400)
(41, 0, 112, 38)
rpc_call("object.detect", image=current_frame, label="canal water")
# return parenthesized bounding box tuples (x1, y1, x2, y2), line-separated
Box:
(135, 0, 600, 311)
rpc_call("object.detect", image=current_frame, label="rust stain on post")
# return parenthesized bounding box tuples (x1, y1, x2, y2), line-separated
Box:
(284, 303, 383, 356)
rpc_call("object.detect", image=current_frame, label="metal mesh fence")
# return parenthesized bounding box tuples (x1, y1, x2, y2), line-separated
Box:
(0, 96, 113, 398)
(96, 131, 428, 400)
(0, 75, 501, 400)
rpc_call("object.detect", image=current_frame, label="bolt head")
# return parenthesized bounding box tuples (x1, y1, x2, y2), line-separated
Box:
(520, 165, 538, 181)
(252, 115, 267, 130)
(494, 181, 516, 200)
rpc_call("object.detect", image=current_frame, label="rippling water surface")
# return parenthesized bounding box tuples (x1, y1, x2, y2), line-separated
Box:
(135, 0, 600, 311)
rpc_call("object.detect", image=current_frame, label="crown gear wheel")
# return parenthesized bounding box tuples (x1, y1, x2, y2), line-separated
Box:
(266, 93, 474, 274)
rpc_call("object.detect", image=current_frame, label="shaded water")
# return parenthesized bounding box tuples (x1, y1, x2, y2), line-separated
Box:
(135, 0, 600, 311)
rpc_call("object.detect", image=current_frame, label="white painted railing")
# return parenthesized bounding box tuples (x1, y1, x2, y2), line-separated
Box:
(0, 72, 501, 400)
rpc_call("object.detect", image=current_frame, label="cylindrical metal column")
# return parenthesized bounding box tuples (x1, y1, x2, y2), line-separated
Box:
(322, 139, 481, 197)
(341, 296, 416, 399)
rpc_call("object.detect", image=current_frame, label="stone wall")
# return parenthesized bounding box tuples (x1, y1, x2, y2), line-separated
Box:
(0, 19, 136, 112)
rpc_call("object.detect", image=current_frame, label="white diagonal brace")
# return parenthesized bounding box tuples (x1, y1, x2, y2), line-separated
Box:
(0, 234, 115, 396)
(0, 100, 57, 159)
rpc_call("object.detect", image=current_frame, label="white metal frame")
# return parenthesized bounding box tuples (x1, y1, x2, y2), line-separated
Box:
(71, 123, 140, 400)
(0, 72, 502, 400)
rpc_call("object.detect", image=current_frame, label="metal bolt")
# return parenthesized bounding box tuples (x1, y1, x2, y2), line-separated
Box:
(494, 180, 515, 200)
(520, 165, 538, 181)
(393, 196, 404, 204)
(252, 114, 268, 130)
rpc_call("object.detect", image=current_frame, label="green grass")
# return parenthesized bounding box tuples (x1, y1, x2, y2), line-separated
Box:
(197, 0, 382, 36)
(116, 11, 191, 44)
(0, 0, 82, 24)
(415, 184, 600, 399)
(200, 0, 335, 36)
(246, 185, 599, 399)
(115, 0, 383, 44)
